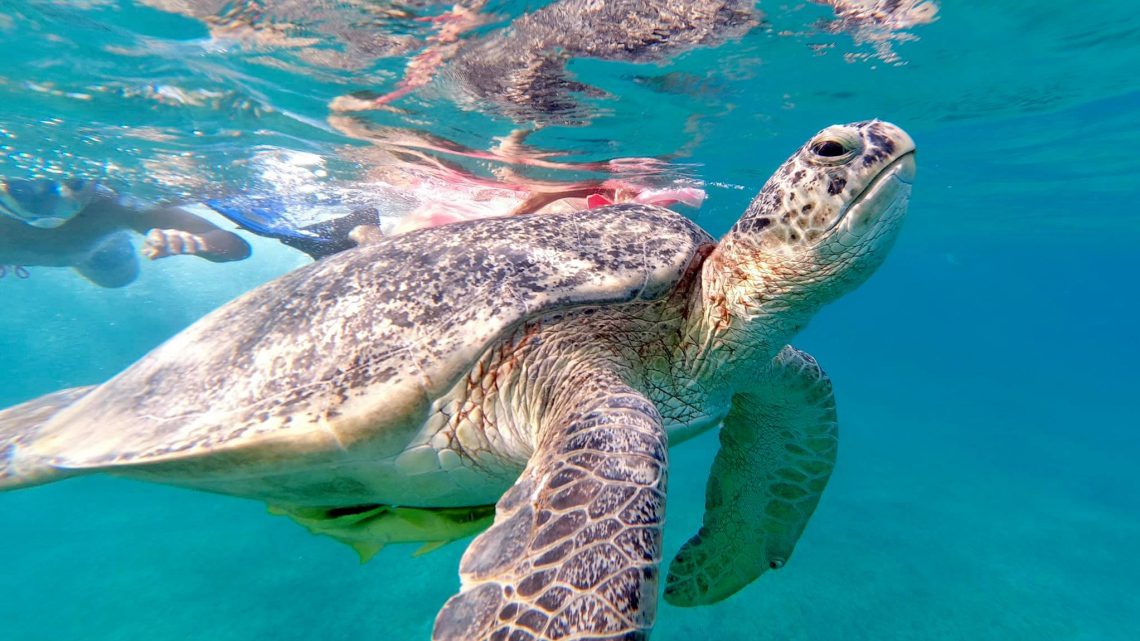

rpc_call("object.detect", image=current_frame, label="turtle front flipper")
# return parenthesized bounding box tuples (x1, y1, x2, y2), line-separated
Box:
(665, 346, 837, 606)
(434, 374, 667, 641)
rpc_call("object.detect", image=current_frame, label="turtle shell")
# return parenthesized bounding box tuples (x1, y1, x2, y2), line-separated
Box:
(25, 204, 713, 481)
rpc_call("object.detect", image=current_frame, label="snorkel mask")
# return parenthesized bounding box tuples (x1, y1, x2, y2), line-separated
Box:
(0, 179, 105, 228)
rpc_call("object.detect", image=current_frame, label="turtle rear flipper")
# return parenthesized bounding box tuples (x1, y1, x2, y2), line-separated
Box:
(0, 386, 96, 490)
(271, 503, 495, 563)
(664, 346, 838, 606)
(434, 372, 666, 641)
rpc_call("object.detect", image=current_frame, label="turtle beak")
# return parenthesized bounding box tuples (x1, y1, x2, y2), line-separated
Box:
(874, 121, 917, 160)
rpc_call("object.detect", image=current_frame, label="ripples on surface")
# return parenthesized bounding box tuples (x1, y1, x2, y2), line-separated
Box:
(2, 0, 1136, 239)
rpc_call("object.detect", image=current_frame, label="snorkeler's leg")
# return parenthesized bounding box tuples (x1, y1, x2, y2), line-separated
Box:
(141, 224, 251, 262)
(123, 205, 251, 262)
(73, 231, 139, 288)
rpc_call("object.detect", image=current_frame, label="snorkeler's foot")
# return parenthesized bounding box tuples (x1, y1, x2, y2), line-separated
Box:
(142, 228, 209, 259)
(348, 224, 385, 247)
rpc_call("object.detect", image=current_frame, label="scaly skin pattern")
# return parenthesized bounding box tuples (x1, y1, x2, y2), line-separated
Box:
(418, 291, 717, 500)
(664, 346, 839, 605)
(435, 367, 669, 641)
(427, 120, 916, 639)
(425, 282, 728, 640)
(0, 121, 916, 641)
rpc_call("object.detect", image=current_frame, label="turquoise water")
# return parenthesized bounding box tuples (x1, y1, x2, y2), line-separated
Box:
(2, 2, 1138, 639)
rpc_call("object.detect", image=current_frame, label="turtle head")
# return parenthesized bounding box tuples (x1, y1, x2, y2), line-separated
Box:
(708, 121, 915, 343)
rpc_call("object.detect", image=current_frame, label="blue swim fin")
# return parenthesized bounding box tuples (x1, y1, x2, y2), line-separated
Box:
(206, 196, 377, 259)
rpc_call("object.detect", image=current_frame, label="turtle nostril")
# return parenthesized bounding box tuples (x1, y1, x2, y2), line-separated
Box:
(811, 140, 847, 157)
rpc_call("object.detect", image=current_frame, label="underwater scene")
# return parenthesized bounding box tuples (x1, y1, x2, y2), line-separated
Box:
(1, 1, 1137, 639)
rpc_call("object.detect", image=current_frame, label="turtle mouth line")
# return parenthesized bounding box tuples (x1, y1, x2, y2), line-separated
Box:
(829, 151, 916, 233)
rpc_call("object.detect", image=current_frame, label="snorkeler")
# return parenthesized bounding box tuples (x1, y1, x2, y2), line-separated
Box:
(204, 130, 705, 261)
(207, 180, 703, 261)
(0, 179, 250, 288)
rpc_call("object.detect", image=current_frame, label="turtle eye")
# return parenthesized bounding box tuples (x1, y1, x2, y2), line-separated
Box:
(811, 140, 848, 157)
(806, 129, 862, 166)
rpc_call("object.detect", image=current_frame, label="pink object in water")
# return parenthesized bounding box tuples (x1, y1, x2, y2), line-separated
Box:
(586, 193, 614, 208)
(630, 187, 706, 208)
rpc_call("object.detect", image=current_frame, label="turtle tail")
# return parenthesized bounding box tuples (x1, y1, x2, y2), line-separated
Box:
(0, 386, 96, 490)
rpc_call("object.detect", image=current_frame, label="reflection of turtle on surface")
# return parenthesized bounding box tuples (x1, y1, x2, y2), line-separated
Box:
(333, 0, 938, 122)
(0, 121, 916, 640)
(0, 179, 250, 287)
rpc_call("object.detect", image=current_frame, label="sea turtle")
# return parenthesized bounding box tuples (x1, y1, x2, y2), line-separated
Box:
(0, 120, 916, 640)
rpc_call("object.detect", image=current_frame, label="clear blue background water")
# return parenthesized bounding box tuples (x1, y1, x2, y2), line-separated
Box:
(2, 2, 1138, 639)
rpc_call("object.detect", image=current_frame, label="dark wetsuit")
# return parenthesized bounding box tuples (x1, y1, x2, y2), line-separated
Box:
(0, 179, 250, 287)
